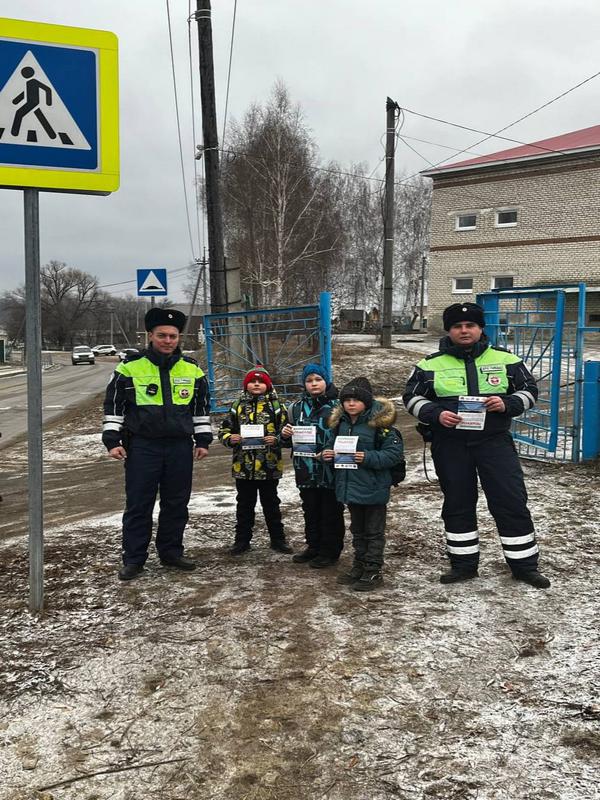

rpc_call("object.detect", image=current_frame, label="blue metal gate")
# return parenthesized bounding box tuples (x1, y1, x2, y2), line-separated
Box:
(478, 283, 600, 462)
(204, 292, 332, 412)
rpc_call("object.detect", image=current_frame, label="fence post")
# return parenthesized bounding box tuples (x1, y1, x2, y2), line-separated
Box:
(319, 292, 332, 381)
(582, 360, 600, 461)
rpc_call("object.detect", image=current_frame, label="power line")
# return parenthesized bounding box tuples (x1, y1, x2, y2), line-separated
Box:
(187, 1, 204, 256)
(399, 67, 600, 180)
(166, 0, 197, 261)
(221, 0, 238, 150)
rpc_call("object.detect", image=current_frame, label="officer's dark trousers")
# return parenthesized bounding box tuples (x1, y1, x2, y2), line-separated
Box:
(299, 487, 345, 559)
(431, 432, 539, 573)
(122, 436, 193, 565)
(348, 503, 386, 569)
(235, 479, 285, 544)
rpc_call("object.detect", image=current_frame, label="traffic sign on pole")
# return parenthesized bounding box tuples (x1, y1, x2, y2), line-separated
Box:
(137, 268, 168, 297)
(0, 18, 119, 194)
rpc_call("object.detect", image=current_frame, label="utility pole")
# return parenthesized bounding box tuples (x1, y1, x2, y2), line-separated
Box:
(194, 0, 240, 314)
(109, 306, 114, 344)
(381, 97, 398, 348)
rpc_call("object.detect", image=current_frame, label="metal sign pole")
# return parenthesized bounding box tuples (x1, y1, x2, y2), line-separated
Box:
(24, 188, 44, 613)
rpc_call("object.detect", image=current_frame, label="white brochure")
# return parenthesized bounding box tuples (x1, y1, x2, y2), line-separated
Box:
(456, 396, 487, 430)
(334, 435, 359, 469)
(240, 423, 265, 449)
(292, 425, 317, 457)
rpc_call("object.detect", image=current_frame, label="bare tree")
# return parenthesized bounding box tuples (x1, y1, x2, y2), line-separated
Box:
(40, 261, 100, 348)
(221, 82, 341, 307)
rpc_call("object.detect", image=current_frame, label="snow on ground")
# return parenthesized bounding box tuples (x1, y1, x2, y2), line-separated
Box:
(1, 342, 599, 800)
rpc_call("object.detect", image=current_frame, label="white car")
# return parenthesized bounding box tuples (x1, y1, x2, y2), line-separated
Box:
(92, 344, 117, 356)
(118, 348, 140, 362)
(72, 346, 95, 365)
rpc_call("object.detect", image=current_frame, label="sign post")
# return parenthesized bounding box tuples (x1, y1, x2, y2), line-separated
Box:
(24, 188, 43, 612)
(0, 18, 119, 612)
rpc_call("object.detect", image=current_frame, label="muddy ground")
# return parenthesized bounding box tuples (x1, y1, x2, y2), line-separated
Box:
(1, 341, 599, 800)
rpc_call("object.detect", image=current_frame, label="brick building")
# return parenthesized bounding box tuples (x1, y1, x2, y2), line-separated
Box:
(421, 125, 600, 330)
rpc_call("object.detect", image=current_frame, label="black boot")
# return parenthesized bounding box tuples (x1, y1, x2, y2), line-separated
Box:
(292, 547, 317, 563)
(309, 555, 338, 568)
(160, 556, 197, 570)
(118, 563, 144, 581)
(440, 567, 478, 584)
(229, 541, 251, 555)
(270, 540, 293, 554)
(353, 567, 383, 592)
(512, 569, 551, 589)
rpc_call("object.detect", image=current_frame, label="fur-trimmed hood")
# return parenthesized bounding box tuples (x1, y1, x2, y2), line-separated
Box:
(328, 397, 397, 430)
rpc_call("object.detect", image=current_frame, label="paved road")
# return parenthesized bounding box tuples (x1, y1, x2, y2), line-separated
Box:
(0, 354, 115, 447)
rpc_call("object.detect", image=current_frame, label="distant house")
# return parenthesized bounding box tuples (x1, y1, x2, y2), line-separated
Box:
(421, 125, 600, 330)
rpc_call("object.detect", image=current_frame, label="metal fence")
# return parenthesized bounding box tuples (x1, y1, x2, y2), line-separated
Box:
(204, 292, 332, 412)
(478, 283, 600, 463)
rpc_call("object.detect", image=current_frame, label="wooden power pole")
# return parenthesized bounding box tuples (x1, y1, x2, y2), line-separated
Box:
(194, 0, 240, 314)
(381, 97, 398, 348)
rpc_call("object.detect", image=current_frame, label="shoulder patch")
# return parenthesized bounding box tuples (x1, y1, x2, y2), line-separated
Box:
(424, 350, 443, 361)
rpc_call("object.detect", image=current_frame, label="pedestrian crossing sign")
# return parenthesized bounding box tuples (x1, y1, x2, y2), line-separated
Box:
(0, 18, 119, 194)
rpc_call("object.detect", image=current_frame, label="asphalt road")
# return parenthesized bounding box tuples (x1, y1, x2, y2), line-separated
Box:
(0, 353, 116, 447)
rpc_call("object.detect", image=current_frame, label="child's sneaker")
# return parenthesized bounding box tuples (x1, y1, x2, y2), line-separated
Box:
(336, 562, 364, 585)
(352, 568, 383, 592)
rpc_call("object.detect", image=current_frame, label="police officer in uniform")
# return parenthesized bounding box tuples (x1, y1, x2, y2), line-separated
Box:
(403, 302, 550, 588)
(102, 308, 212, 580)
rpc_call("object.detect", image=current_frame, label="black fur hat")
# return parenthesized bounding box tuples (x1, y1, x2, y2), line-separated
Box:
(144, 307, 186, 332)
(339, 376, 374, 408)
(443, 302, 485, 331)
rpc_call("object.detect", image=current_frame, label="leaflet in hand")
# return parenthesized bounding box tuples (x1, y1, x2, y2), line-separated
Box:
(334, 435, 359, 469)
(292, 425, 317, 457)
(240, 424, 265, 449)
(456, 396, 487, 430)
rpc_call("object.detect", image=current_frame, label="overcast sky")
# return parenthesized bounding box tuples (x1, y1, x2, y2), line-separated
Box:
(0, 0, 598, 301)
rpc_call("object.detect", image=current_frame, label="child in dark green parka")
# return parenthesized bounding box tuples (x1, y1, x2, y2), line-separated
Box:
(323, 376, 404, 591)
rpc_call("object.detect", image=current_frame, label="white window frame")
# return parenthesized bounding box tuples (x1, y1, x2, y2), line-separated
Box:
(452, 277, 474, 294)
(491, 275, 515, 290)
(495, 208, 518, 228)
(455, 213, 477, 231)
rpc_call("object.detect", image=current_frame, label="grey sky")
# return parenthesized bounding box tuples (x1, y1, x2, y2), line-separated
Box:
(0, 0, 598, 301)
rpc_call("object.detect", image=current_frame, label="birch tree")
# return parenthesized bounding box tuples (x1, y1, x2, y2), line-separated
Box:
(221, 83, 341, 307)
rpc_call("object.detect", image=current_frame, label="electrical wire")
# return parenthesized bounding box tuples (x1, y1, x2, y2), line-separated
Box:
(166, 0, 197, 261)
(221, 0, 238, 151)
(398, 67, 600, 183)
(187, 0, 204, 256)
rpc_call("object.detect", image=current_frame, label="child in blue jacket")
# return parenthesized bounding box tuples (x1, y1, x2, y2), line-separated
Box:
(281, 364, 345, 567)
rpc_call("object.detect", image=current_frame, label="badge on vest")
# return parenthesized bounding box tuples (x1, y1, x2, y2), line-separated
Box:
(480, 365, 503, 373)
(487, 375, 502, 387)
(146, 384, 159, 396)
(173, 378, 193, 385)
(179, 388, 191, 398)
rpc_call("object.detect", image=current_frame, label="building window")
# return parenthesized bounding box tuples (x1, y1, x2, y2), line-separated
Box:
(452, 277, 473, 293)
(492, 276, 514, 289)
(455, 213, 477, 230)
(495, 209, 518, 227)
(589, 313, 600, 324)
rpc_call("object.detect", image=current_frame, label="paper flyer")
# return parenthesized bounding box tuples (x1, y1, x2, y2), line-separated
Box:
(292, 425, 317, 457)
(456, 396, 487, 430)
(240, 424, 265, 449)
(333, 435, 359, 469)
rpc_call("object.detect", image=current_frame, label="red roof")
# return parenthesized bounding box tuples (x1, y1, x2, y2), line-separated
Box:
(423, 124, 600, 175)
